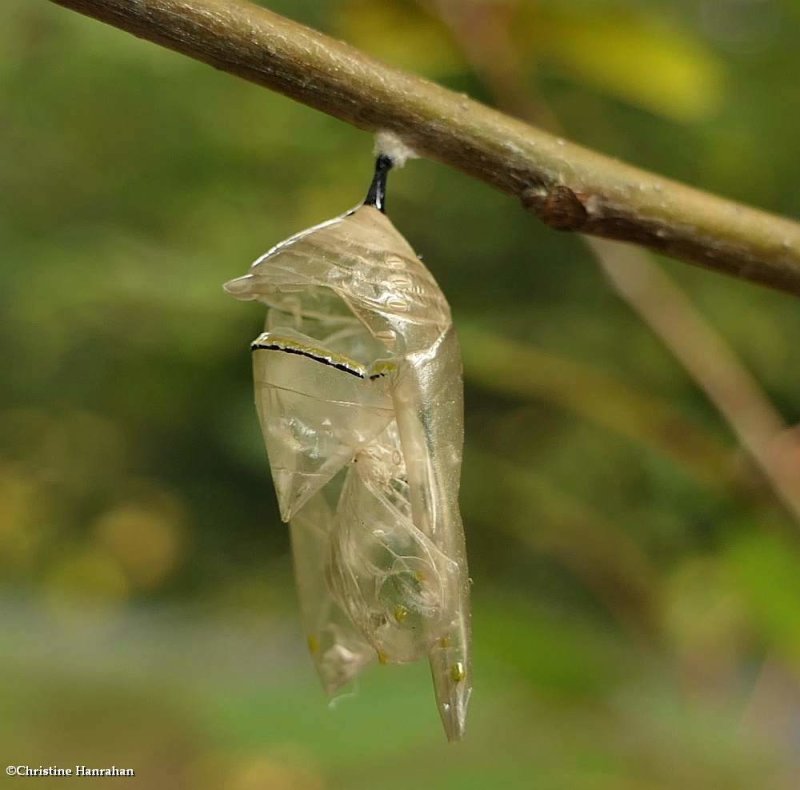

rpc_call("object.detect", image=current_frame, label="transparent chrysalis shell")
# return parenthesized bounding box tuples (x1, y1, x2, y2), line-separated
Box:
(224, 161, 471, 740)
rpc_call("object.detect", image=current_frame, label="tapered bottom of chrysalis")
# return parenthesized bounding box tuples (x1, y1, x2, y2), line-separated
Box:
(429, 658, 470, 741)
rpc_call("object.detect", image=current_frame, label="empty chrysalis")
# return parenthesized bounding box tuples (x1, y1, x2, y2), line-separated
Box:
(224, 152, 472, 741)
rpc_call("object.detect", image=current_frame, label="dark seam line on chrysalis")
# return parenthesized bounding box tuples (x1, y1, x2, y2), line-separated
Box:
(251, 342, 388, 380)
(364, 154, 394, 213)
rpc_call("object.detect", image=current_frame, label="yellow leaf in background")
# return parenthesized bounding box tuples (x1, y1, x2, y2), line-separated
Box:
(335, 0, 464, 78)
(0, 464, 47, 569)
(94, 495, 186, 591)
(518, 6, 725, 122)
(44, 548, 131, 608)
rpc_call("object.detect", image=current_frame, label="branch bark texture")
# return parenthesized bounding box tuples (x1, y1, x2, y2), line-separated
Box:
(49, 0, 800, 298)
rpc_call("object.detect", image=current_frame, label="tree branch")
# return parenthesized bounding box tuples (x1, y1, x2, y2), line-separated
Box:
(428, 0, 800, 528)
(49, 0, 800, 298)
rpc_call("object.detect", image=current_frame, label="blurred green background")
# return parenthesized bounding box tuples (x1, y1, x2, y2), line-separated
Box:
(3, 0, 800, 787)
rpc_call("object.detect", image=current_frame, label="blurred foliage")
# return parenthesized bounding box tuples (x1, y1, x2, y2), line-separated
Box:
(2, 0, 800, 786)
(515, 1, 725, 122)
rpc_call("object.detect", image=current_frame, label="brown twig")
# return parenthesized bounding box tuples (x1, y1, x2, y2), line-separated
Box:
(49, 0, 800, 298)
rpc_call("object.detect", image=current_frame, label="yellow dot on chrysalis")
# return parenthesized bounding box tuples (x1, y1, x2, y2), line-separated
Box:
(394, 605, 408, 623)
(377, 651, 389, 665)
(450, 662, 466, 683)
(307, 635, 319, 654)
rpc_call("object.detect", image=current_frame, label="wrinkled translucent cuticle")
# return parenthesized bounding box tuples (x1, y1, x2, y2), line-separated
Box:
(225, 204, 472, 741)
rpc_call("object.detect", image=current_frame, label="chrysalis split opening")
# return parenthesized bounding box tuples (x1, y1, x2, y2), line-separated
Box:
(224, 154, 472, 741)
